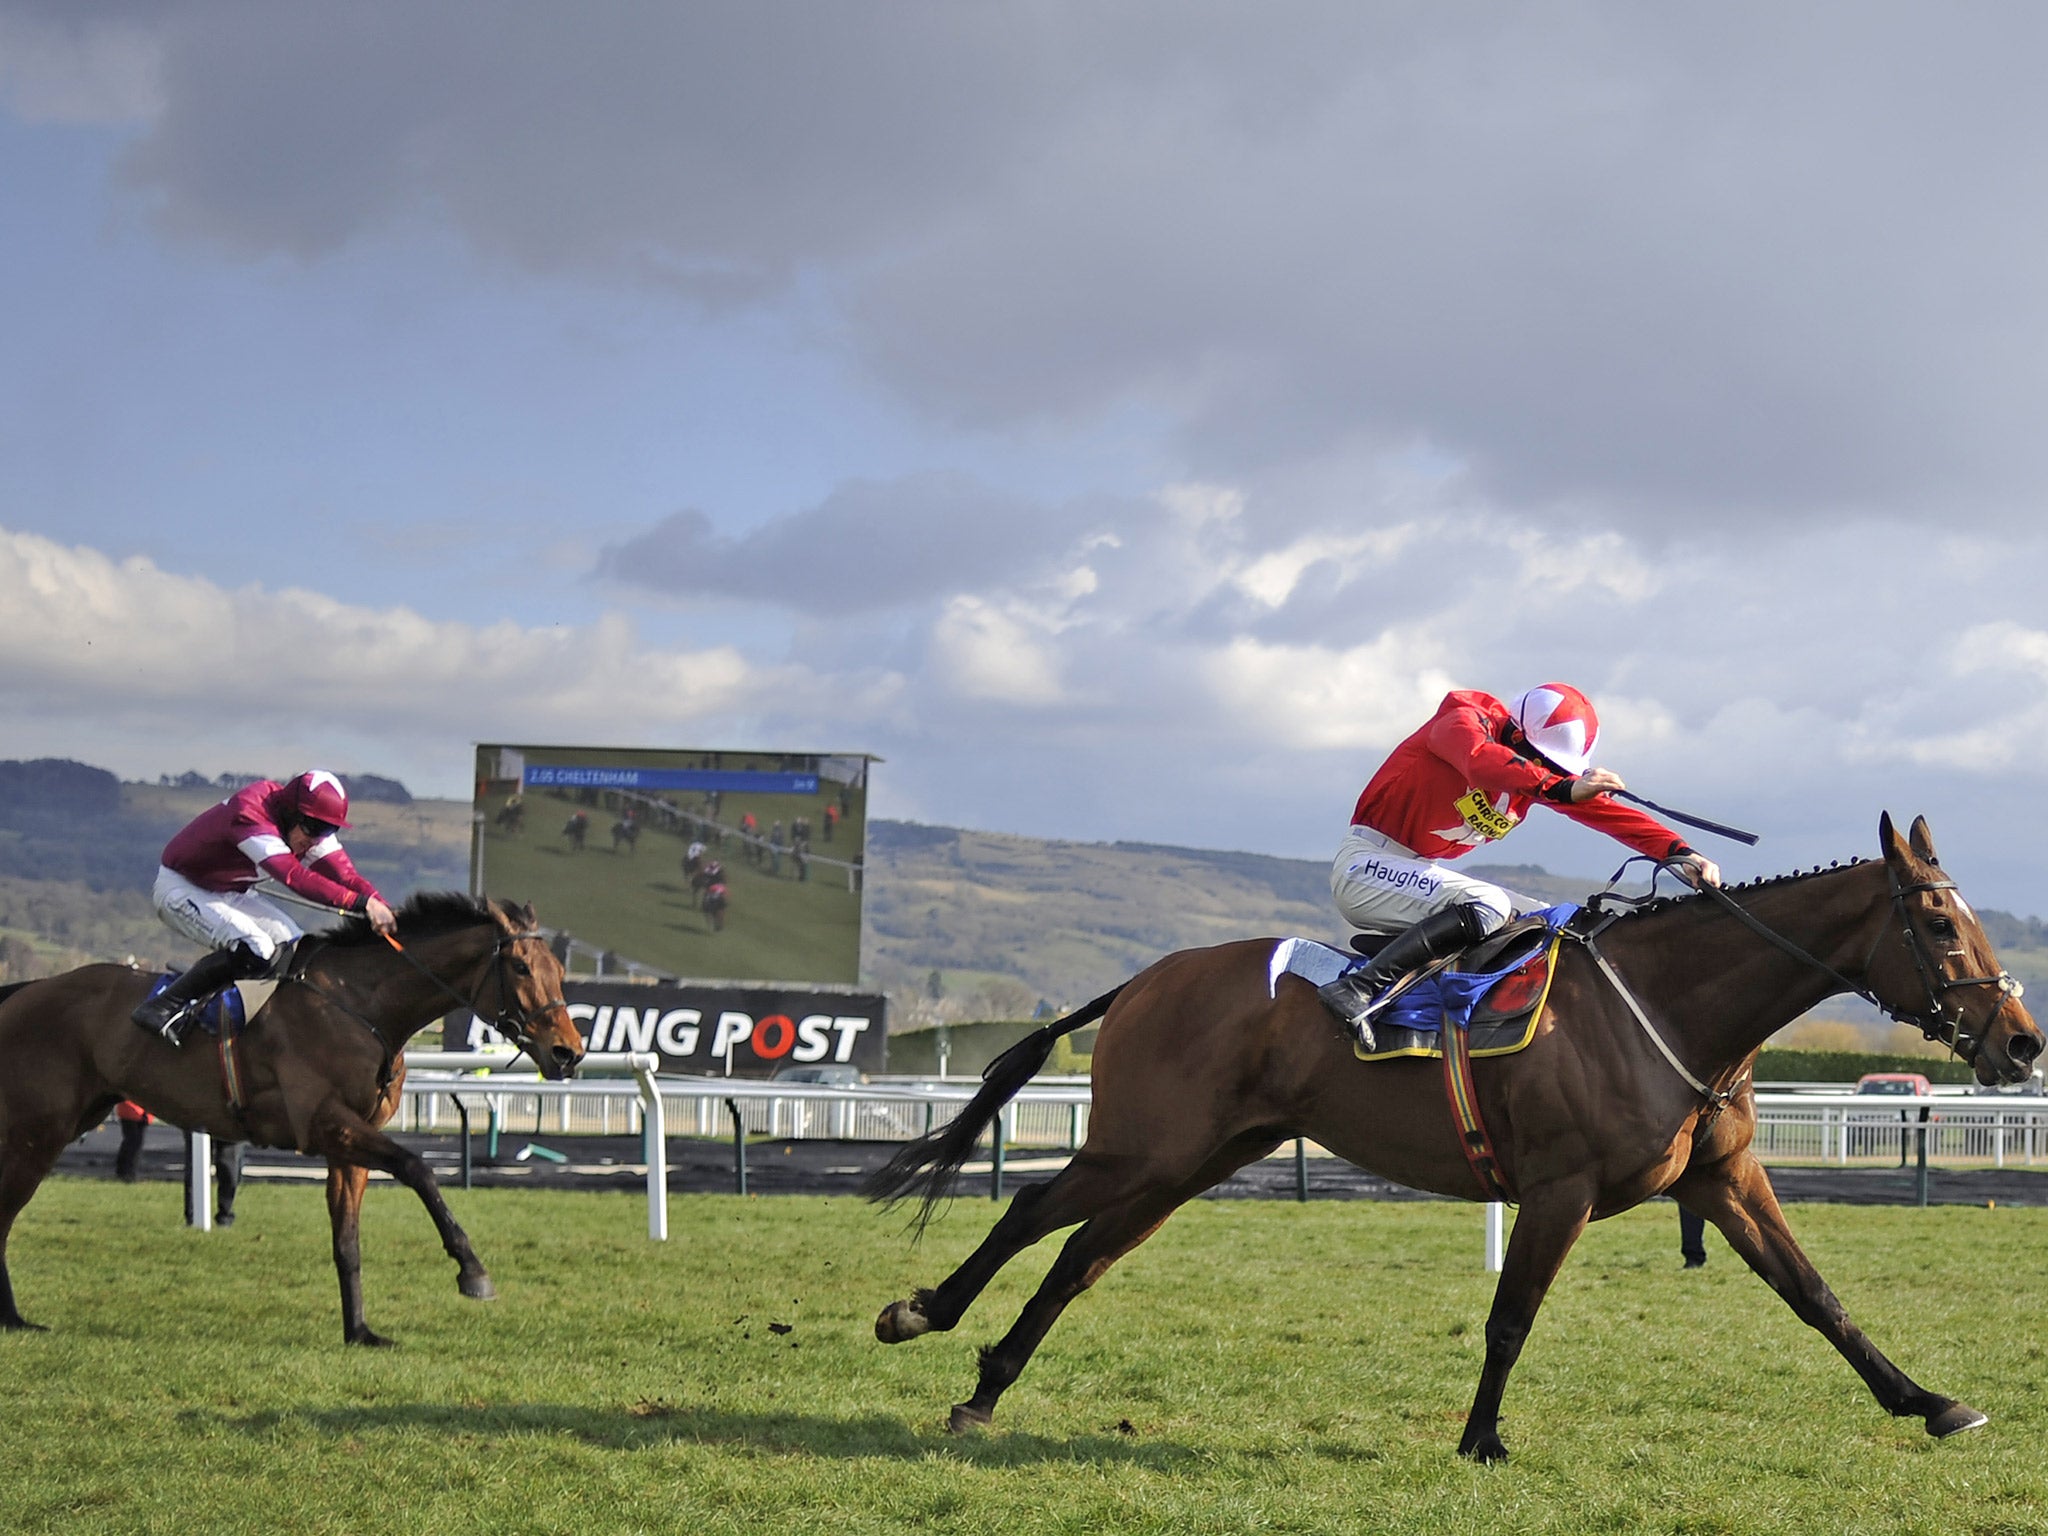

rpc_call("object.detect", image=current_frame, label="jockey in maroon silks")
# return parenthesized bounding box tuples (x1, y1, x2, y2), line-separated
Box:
(1320, 684, 1721, 1043)
(132, 771, 397, 1045)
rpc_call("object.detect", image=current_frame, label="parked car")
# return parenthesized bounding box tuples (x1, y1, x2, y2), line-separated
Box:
(1854, 1072, 1934, 1166)
(771, 1064, 866, 1087)
(1854, 1072, 1932, 1096)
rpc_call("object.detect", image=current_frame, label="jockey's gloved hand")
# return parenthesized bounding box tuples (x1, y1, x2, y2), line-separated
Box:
(1569, 768, 1627, 802)
(1672, 850, 1722, 888)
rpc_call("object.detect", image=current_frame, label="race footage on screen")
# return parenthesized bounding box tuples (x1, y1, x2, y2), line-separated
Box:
(472, 745, 871, 985)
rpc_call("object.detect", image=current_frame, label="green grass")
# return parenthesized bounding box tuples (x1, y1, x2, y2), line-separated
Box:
(6, 1181, 2048, 1535)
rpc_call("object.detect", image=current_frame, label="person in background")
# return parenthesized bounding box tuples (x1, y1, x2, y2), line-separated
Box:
(114, 1099, 151, 1182)
(113, 1103, 245, 1224)
(132, 771, 395, 1045)
(177, 1131, 246, 1227)
(1679, 1205, 1708, 1269)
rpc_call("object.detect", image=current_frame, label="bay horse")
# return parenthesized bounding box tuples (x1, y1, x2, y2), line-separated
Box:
(0, 893, 584, 1345)
(868, 814, 2041, 1460)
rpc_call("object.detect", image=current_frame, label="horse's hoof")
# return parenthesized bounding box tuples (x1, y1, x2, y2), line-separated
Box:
(1928, 1401, 1989, 1438)
(345, 1328, 397, 1348)
(459, 1272, 498, 1301)
(875, 1299, 929, 1343)
(1458, 1432, 1509, 1464)
(947, 1403, 993, 1434)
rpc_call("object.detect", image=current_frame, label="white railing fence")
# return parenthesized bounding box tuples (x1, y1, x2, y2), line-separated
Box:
(387, 1074, 2041, 1166)
(186, 1068, 2046, 1273)
(392, 1074, 1094, 1151)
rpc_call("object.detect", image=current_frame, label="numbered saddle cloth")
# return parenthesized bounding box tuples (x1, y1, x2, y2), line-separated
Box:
(1270, 903, 1579, 1061)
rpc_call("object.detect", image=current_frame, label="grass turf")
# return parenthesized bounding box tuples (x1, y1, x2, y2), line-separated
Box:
(4, 1178, 2046, 1535)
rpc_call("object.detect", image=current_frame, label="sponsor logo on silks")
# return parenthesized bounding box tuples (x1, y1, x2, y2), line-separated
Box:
(1454, 789, 1519, 842)
(1350, 858, 1441, 897)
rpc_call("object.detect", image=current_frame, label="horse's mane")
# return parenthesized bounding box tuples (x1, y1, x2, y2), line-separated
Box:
(315, 890, 510, 948)
(1610, 857, 1872, 923)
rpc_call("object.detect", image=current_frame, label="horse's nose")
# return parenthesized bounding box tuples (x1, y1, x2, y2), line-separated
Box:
(2009, 1029, 2042, 1066)
(552, 1044, 583, 1076)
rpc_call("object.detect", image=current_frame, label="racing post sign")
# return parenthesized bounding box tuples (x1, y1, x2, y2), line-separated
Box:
(453, 980, 889, 1077)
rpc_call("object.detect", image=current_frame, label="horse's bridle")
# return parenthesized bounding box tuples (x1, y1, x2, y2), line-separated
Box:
(379, 927, 574, 1057)
(1862, 873, 2025, 1060)
(1671, 864, 2023, 1065)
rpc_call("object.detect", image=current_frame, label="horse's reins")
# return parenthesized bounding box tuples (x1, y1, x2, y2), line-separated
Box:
(285, 926, 568, 1074)
(1667, 862, 2021, 1058)
(373, 928, 574, 1055)
(1579, 858, 2024, 1114)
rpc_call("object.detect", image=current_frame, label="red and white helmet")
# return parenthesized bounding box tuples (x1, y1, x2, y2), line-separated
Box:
(289, 769, 352, 830)
(1506, 684, 1599, 776)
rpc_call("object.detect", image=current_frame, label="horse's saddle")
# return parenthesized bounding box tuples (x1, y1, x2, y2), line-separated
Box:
(141, 975, 280, 1037)
(1270, 903, 1580, 1062)
(144, 974, 280, 1111)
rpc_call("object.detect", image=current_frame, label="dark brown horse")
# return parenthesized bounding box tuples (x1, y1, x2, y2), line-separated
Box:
(0, 893, 584, 1345)
(869, 814, 2041, 1460)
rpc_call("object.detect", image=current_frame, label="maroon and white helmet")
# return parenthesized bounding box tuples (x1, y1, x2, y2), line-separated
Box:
(289, 769, 352, 829)
(1506, 684, 1599, 776)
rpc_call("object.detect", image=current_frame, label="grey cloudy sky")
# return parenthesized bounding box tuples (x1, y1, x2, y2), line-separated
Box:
(3, 2, 2046, 912)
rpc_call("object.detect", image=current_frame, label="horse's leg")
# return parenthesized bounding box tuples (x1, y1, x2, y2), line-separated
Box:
(1672, 1151, 1984, 1437)
(324, 1162, 391, 1347)
(1457, 1180, 1597, 1463)
(0, 1126, 70, 1331)
(941, 1132, 1284, 1432)
(308, 1106, 496, 1321)
(877, 1151, 1164, 1344)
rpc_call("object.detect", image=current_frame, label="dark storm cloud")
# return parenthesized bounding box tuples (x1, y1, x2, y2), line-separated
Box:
(594, 474, 1110, 613)
(12, 2, 2048, 518)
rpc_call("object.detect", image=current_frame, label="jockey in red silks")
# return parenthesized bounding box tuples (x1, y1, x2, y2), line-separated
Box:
(132, 770, 397, 1045)
(1320, 684, 1721, 1042)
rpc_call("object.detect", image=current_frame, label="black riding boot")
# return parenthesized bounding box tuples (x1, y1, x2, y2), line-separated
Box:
(131, 945, 260, 1047)
(1318, 903, 1492, 1051)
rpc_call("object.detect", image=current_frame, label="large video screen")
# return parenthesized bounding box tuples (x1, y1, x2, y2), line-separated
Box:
(472, 745, 871, 986)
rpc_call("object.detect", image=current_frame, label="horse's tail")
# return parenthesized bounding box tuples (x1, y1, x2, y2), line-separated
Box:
(863, 982, 1127, 1233)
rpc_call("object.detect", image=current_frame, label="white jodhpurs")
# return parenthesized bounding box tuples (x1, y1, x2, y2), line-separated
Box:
(152, 865, 302, 963)
(1330, 825, 1521, 937)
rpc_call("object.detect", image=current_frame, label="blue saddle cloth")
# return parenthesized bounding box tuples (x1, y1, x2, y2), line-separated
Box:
(143, 973, 247, 1038)
(1353, 903, 1581, 1036)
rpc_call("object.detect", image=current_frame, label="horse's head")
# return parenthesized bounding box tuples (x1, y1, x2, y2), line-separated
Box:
(1875, 813, 2042, 1087)
(474, 900, 586, 1081)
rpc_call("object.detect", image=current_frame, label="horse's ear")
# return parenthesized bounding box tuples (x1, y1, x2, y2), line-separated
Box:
(1908, 816, 1941, 866)
(1879, 811, 1910, 868)
(516, 901, 538, 929)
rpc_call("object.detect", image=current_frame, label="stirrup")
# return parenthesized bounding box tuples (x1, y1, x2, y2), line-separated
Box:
(1348, 985, 1415, 1053)
(1318, 974, 1385, 1053)
(131, 996, 193, 1047)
